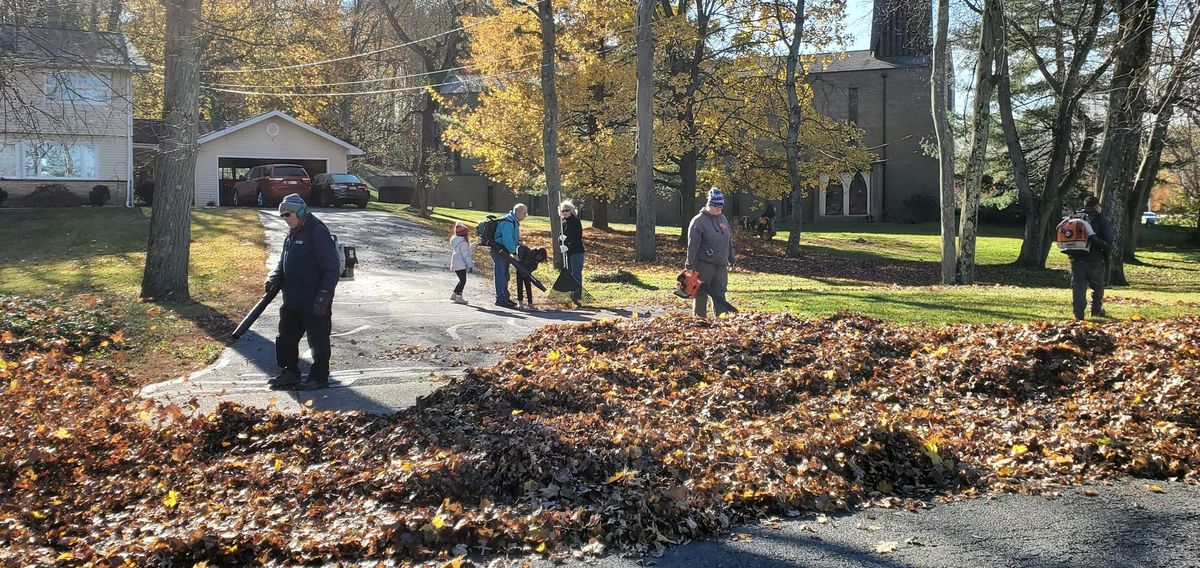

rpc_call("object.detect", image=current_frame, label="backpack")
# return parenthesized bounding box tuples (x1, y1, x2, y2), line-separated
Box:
(475, 215, 499, 247)
(476, 215, 512, 248)
(1055, 212, 1094, 255)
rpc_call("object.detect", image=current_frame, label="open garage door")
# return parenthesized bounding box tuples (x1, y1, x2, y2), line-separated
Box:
(217, 157, 327, 206)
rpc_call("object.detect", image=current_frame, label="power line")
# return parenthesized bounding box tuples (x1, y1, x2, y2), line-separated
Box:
(200, 64, 543, 97)
(204, 51, 541, 88)
(205, 13, 506, 75)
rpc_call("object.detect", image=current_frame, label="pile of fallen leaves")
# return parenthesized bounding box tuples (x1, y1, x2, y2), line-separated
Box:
(2, 301, 1198, 566)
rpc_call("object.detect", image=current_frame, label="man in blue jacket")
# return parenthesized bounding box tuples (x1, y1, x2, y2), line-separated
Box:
(265, 194, 340, 390)
(490, 203, 527, 308)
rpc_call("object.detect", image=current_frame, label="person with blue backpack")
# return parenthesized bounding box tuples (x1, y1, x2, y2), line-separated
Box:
(488, 203, 527, 308)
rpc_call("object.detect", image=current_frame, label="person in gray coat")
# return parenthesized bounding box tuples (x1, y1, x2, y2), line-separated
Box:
(685, 187, 736, 317)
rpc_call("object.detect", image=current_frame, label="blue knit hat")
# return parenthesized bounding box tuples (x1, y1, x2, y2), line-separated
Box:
(707, 187, 725, 207)
(279, 193, 307, 217)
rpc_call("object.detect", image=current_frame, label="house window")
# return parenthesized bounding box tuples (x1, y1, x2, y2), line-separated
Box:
(848, 88, 859, 125)
(23, 142, 98, 179)
(0, 143, 17, 177)
(44, 71, 111, 103)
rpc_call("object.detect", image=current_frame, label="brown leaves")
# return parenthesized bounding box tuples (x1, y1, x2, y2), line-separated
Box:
(2, 304, 1199, 565)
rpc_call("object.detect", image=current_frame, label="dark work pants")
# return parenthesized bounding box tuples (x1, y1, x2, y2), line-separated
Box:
(1070, 259, 1105, 320)
(694, 262, 731, 318)
(276, 305, 332, 381)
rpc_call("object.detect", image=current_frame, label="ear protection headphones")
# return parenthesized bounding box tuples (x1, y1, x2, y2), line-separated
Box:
(295, 205, 307, 219)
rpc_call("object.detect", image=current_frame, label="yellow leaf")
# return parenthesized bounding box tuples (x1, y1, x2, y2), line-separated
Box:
(431, 515, 446, 529)
(304, 399, 314, 407)
(193, 562, 209, 568)
(274, 458, 284, 471)
(57, 552, 74, 560)
(822, 370, 836, 380)
(933, 346, 949, 357)
(547, 350, 561, 361)
(442, 557, 466, 568)
(607, 469, 632, 483)
(512, 409, 524, 416)
(536, 542, 547, 553)
(32, 511, 46, 519)
(50, 427, 72, 440)
(162, 489, 179, 508)
(1011, 444, 1029, 456)
(136, 411, 153, 421)
(73, 356, 84, 363)
(1145, 484, 1165, 493)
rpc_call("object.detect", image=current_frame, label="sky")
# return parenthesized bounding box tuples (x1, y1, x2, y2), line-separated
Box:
(843, 0, 875, 51)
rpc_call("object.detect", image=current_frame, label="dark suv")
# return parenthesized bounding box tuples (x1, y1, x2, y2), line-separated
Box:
(231, 164, 311, 207)
(312, 173, 370, 208)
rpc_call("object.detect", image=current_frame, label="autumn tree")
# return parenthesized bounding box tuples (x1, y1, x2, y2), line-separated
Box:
(375, 0, 479, 217)
(444, 0, 637, 229)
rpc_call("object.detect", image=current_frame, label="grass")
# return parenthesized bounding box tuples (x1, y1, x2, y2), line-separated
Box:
(371, 203, 1200, 325)
(0, 207, 268, 381)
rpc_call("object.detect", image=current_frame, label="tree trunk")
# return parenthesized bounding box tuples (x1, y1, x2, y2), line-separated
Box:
(956, 0, 1001, 284)
(592, 196, 610, 230)
(678, 150, 698, 245)
(141, 0, 201, 301)
(931, 0, 956, 284)
(107, 0, 122, 31)
(785, 188, 803, 255)
(634, 0, 656, 261)
(413, 94, 439, 217)
(1125, 109, 1170, 261)
(539, 0, 564, 268)
(783, 0, 806, 258)
(1096, 0, 1158, 286)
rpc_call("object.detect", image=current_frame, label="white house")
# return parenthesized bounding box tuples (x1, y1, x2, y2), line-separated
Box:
(135, 110, 365, 207)
(0, 25, 149, 206)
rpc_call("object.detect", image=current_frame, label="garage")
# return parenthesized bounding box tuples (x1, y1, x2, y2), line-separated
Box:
(193, 111, 364, 207)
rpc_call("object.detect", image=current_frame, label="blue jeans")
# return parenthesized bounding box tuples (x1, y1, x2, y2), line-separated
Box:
(490, 248, 511, 303)
(567, 253, 585, 301)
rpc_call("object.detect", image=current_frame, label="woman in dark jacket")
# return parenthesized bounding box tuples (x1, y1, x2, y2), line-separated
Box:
(558, 199, 586, 305)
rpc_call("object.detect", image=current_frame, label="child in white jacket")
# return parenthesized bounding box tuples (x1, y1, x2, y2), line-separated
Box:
(450, 222, 476, 304)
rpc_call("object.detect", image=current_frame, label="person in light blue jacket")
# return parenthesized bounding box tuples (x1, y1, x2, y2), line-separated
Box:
(489, 203, 526, 308)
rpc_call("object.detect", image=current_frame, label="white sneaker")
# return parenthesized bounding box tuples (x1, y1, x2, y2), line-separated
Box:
(454, 294, 468, 305)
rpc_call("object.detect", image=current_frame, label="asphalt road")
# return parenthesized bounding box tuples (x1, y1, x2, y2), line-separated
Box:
(141, 208, 624, 413)
(522, 479, 1200, 568)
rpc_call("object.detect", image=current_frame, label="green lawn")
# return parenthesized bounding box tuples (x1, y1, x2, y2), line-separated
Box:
(0, 207, 268, 379)
(373, 204, 1200, 325)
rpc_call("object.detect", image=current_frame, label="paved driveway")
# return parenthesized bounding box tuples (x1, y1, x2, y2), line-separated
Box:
(142, 208, 617, 413)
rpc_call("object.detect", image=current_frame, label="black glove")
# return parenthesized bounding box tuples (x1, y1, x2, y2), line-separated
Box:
(264, 275, 282, 294)
(312, 290, 332, 317)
